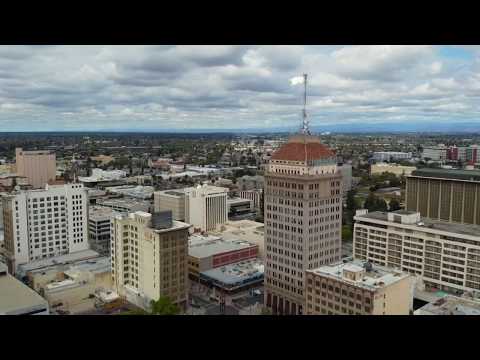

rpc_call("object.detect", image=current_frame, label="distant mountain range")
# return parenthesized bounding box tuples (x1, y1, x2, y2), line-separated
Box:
(2, 121, 480, 134)
(90, 121, 480, 134)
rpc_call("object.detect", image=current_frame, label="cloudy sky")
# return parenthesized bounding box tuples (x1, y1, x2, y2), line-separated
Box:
(0, 45, 479, 131)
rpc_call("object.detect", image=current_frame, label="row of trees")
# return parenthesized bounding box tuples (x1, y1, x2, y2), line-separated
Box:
(343, 189, 401, 242)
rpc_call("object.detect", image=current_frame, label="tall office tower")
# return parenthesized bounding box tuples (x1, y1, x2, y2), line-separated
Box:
(2, 184, 89, 274)
(155, 185, 228, 232)
(185, 185, 228, 232)
(406, 168, 480, 225)
(263, 134, 343, 315)
(111, 211, 190, 311)
(15, 148, 56, 189)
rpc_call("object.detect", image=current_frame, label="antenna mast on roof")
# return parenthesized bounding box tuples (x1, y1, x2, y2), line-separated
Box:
(301, 73, 310, 135)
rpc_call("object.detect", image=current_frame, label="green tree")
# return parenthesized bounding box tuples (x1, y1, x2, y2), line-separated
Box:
(389, 198, 401, 211)
(346, 190, 358, 212)
(363, 192, 377, 212)
(342, 225, 353, 242)
(150, 296, 180, 315)
(364, 192, 388, 212)
(376, 198, 388, 212)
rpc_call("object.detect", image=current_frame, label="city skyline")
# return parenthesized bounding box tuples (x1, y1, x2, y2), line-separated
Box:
(1, 45, 480, 132)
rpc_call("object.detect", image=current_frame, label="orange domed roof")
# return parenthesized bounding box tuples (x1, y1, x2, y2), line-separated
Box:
(271, 134, 335, 162)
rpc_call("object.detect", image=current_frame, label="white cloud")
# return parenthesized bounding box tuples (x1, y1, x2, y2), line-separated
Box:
(289, 76, 304, 86)
(0, 45, 478, 130)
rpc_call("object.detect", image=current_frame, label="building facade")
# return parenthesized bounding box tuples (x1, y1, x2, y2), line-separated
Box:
(237, 175, 264, 191)
(372, 152, 412, 162)
(406, 168, 480, 225)
(264, 134, 343, 315)
(422, 146, 448, 162)
(88, 206, 119, 255)
(371, 163, 417, 177)
(111, 211, 190, 311)
(353, 210, 480, 295)
(188, 234, 258, 279)
(305, 260, 412, 315)
(2, 184, 89, 274)
(154, 190, 186, 221)
(184, 185, 228, 232)
(337, 163, 352, 193)
(238, 189, 263, 209)
(155, 185, 228, 232)
(15, 148, 56, 189)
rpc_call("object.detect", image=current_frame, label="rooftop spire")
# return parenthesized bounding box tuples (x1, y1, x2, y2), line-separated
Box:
(301, 73, 310, 135)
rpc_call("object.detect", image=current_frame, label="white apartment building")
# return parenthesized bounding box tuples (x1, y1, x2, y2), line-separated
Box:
(353, 209, 480, 295)
(422, 146, 448, 162)
(2, 183, 89, 274)
(185, 185, 228, 232)
(372, 152, 412, 162)
(239, 189, 263, 209)
(156, 185, 228, 232)
(111, 211, 190, 311)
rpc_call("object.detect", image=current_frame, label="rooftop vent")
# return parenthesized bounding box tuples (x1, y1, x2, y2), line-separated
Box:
(364, 262, 373, 272)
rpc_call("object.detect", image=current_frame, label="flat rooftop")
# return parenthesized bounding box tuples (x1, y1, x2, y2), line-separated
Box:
(89, 205, 120, 219)
(116, 212, 191, 234)
(156, 189, 186, 197)
(309, 259, 410, 291)
(0, 273, 48, 315)
(105, 185, 154, 199)
(67, 256, 111, 275)
(410, 168, 480, 181)
(224, 220, 265, 231)
(200, 258, 264, 286)
(227, 197, 253, 205)
(17, 249, 101, 276)
(189, 236, 256, 259)
(97, 198, 151, 210)
(416, 295, 480, 315)
(356, 210, 480, 237)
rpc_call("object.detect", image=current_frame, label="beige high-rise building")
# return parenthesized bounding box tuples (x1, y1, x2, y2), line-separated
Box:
(305, 260, 412, 315)
(111, 211, 190, 311)
(16, 148, 56, 189)
(406, 168, 480, 225)
(353, 209, 480, 294)
(154, 190, 186, 221)
(264, 134, 343, 315)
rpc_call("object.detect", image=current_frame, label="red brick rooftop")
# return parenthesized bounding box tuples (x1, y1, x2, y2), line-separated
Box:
(271, 134, 335, 162)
